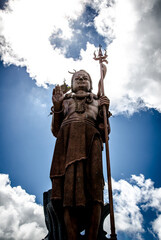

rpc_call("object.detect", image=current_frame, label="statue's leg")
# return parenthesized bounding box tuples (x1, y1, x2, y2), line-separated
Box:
(64, 207, 79, 240)
(85, 136, 103, 240)
(85, 202, 102, 240)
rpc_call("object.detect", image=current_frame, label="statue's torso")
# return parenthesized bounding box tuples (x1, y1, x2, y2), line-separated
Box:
(63, 94, 99, 122)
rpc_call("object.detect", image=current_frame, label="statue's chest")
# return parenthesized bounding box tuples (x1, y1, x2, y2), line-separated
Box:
(63, 98, 99, 120)
(75, 98, 87, 113)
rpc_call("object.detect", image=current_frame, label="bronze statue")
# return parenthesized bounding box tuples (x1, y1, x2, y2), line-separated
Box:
(49, 69, 111, 240)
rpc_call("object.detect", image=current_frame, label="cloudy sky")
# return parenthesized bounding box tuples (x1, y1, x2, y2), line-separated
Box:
(0, 0, 161, 239)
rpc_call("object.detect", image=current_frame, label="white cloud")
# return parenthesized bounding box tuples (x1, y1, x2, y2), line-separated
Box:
(104, 174, 161, 239)
(0, 174, 47, 240)
(92, 0, 161, 114)
(152, 215, 161, 239)
(1, 173, 161, 240)
(0, 0, 161, 115)
(0, 0, 90, 88)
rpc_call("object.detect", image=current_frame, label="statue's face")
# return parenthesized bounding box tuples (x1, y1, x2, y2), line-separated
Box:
(72, 71, 91, 92)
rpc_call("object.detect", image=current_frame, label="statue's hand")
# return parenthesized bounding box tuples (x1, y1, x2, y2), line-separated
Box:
(52, 85, 64, 103)
(99, 96, 110, 107)
(52, 85, 64, 109)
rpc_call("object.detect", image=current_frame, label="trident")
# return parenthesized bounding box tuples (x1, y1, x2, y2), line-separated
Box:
(94, 45, 117, 240)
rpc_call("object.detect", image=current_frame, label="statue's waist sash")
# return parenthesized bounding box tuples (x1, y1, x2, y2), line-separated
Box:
(61, 118, 96, 128)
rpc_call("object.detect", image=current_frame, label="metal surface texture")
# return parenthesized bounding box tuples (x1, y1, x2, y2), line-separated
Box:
(43, 48, 117, 239)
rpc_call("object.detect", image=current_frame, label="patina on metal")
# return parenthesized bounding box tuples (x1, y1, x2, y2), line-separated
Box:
(43, 48, 116, 240)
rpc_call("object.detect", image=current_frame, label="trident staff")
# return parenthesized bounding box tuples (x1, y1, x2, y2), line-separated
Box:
(94, 45, 117, 240)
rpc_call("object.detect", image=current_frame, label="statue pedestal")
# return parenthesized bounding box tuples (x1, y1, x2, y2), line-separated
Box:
(42, 189, 110, 240)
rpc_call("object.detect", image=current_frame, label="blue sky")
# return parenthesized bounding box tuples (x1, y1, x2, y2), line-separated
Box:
(0, 0, 161, 240)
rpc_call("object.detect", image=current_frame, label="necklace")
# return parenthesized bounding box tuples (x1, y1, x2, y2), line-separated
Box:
(74, 96, 87, 114)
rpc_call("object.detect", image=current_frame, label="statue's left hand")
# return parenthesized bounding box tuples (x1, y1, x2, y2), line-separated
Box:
(99, 96, 110, 107)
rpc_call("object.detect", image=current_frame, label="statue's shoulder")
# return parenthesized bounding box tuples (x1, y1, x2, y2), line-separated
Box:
(63, 92, 75, 102)
(92, 93, 99, 100)
(64, 92, 73, 99)
(64, 92, 98, 101)
(89, 93, 99, 102)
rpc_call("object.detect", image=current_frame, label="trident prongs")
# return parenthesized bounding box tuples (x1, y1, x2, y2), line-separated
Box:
(93, 45, 108, 64)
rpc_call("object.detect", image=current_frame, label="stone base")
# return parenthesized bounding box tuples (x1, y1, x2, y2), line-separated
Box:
(42, 189, 110, 240)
